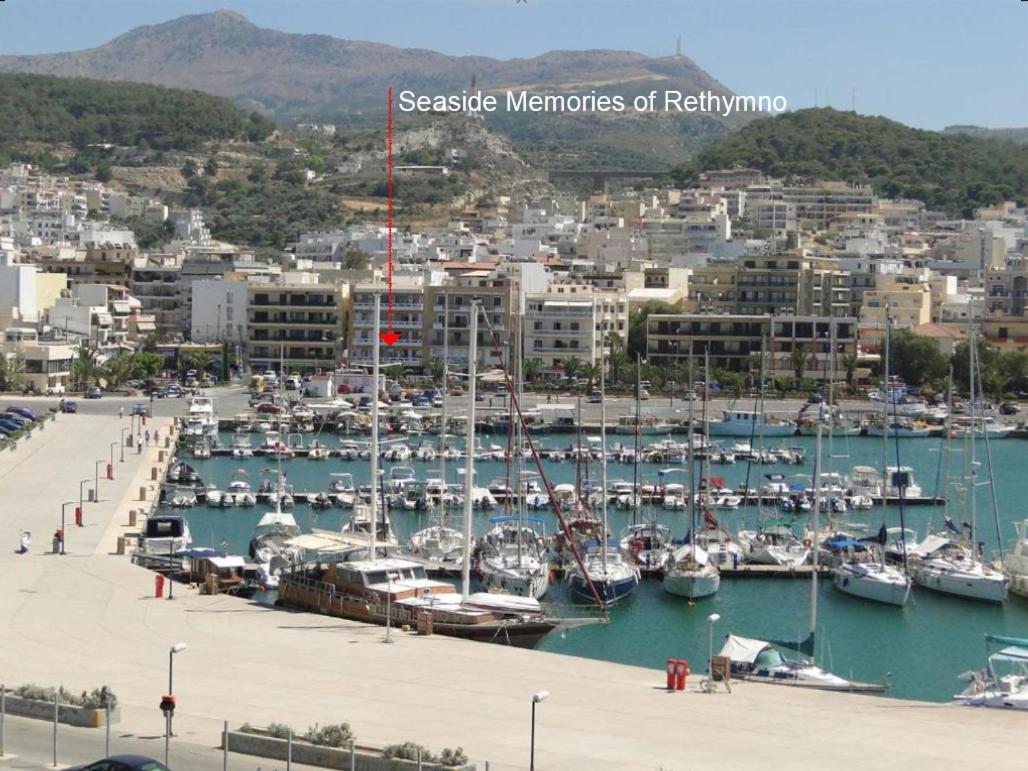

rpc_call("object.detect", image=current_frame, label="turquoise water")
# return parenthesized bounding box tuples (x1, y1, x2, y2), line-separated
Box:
(168, 431, 1027, 702)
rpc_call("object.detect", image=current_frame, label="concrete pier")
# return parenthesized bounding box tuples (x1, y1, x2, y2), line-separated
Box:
(0, 414, 1023, 770)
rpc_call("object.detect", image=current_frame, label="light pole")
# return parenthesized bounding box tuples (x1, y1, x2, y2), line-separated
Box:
(79, 478, 90, 526)
(120, 427, 129, 462)
(109, 441, 118, 479)
(166, 642, 187, 763)
(59, 501, 74, 555)
(530, 690, 549, 771)
(384, 571, 400, 643)
(94, 460, 104, 503)
(707, 613, 721, 676)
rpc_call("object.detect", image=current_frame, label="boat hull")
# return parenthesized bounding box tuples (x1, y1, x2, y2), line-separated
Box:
(568, 571, 639, 605)
(832, 567, 911, 606)
(910, 562, 1008, 603)
(662, 570, 720, 599)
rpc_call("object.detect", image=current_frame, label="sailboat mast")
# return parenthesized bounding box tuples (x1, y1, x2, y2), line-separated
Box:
(633, 354, 642, 525)
(369, 294, 381, 561)
(461, 301, 479, 599)
(968, 321, 978, 562)
(439, 295, 448, 525)
(810, 403, 823, 643)
(514, 297, 524, 566)
(688, 356, 696, 559)
(600, 321, 609, 577)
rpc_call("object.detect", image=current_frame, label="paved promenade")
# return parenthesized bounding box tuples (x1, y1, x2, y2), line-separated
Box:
(0, 414, 1024, 770)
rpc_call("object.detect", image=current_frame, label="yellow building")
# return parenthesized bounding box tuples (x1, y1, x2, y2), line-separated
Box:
(859, 273, 932, 351)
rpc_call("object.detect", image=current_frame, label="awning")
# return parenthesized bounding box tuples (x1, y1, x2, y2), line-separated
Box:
(717, 634, 771, 665)
(136, 321, 156, 331)
(207, 556, 245, 569)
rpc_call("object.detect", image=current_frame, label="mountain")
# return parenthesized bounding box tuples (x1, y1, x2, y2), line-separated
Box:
(0, 72, 273, 150)
(685, 108, 1028, 216)
(0, 9, 739, 168)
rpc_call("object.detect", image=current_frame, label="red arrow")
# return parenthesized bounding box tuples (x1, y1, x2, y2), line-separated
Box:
(379, 87, 401, 347)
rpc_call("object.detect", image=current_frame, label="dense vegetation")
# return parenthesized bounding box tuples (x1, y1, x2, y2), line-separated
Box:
(183, 171, 344, 249)
(0, 73, 273, 150)
(677, 108, 1028, 217)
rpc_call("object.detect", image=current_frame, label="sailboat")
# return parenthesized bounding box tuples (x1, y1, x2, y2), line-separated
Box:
(476, 303, 550, 599)
(1002, 520, 1028, 599)
(663, 355, 720, 600)
(909, 324, 1007, 603)
(568, 319, 640, 605)
(832, 315, 912, 606)
(722, 374, 888, 693)
(276, 294, 560, 647)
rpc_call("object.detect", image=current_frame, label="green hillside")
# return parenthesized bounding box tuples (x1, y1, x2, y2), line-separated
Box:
(681, 108, 1028, 216)
(0, 73, 273, 150)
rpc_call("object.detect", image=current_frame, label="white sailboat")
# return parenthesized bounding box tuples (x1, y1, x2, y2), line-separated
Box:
(568, 315, 639, 605)
(833, 315, 912, 606)
(663, 355, 719, 600)
(1002, 519, 1028, 599)
(909, 326, 1007, 603)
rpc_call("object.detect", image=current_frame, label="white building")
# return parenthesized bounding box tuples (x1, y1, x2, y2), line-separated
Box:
(191, 278, 249, 343)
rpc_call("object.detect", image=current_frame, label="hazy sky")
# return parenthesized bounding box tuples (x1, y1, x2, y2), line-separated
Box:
(1, 0, 1025, 130)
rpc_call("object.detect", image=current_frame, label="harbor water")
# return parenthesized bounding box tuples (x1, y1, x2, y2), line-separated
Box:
(166, 430, 1027, 702)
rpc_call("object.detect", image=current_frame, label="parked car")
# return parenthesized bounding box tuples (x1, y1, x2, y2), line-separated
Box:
(587, 390, 602, 403)
(85, 386, 103, 399)
(60, 400, 78, 414)
(256, 402, 282, 414)
(46, 383, 66, 395)
(412, 397, 432, 408)
(337, 383, 353, 394)
(999, 402, 1021, 415)
(68, 754, 171, 771)
(2, 413, 30, 427)
(5, 406, 37, 421)
(0, 419, 22, 433)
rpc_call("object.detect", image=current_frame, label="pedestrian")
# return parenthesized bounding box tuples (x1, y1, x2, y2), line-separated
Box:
(17, 531, 31, 554)
(145, 429, 151, 445)
(119, 406, 124, 419)
(154, 429, 160, 445)
(137, 437, 143, 454)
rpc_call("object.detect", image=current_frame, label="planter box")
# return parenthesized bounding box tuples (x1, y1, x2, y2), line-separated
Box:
(223, 730, 475, 771)
(5, 695, 120, 728)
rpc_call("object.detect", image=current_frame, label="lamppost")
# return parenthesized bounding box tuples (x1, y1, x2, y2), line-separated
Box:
(530, 690, 549, 771)
(707, 613, 721, 676)
(59, 501, 74, 555)
(165, 643, 187, 764)
(384, 571, 400, 643)
(79, 478, 90, 526)
(109, 441, 118, 480)
(120, 427, 129, 462)
(94, 460, 104, 503)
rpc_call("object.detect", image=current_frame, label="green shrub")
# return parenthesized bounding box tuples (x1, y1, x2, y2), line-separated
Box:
(383, 742, 436, 762)
(13, 684, 117, 710)
(304, 722, 354, 748)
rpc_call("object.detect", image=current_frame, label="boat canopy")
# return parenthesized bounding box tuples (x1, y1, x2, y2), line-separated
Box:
(992, 647, 1028, 663)
(488, 515, 546, 527)
(718, 635, 771, 665)
(985, 633, 1028, 648)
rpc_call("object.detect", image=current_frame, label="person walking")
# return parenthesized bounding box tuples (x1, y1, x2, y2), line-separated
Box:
(154, 429, 160, 445)
(137, 436, 143, 454)
(119, 406, 124, 419)
(145, 429, 151, 445)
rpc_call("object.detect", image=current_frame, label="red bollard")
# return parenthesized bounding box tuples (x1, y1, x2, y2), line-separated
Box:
(75, 506, 83, 527)
(666, 658, 677, 690)
(106, 463, 113, 480)
(155, 574, 165, 598)
(676, 659, 689, 691)
(142, 414, 147, 426)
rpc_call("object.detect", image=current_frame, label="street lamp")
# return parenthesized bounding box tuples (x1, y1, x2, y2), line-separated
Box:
(166, 642, 187, 764)
(120, 427, 129, 462)
(94, 460, 104, 503)
(79, 478, 90, 526)
(530, 690, 549, 771)
(59, 501, 74, 555)
(384, 571, 400, 643)
(707, 613, 721, 676)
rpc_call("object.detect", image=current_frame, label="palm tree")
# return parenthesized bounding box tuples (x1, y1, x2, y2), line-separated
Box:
(841, 352, 860, 386)
(790, 344, 810, 383)
(103, 355, 134, 388)
(608, 350, 630, 386)
(579, 363, 601, 391)
(427, 357, 445, 385)
(522, 357, 544, 383)
(560, 356, 582, 383)
(72, 347, 101, 389)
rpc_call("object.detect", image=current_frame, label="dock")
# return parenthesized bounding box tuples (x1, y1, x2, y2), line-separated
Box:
(719, 563, 832, 578)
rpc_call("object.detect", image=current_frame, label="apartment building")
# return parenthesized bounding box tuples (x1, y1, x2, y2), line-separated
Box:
(191, 278, 249, 344)
(348, 278, 426, 368)
(646, 313, 858, 381)
(858, 272, 933, 350)
(247, 276, 343, 374)
(1, 328, 75, 393)
(524, 287, 627, 370)
(985, 263, 1028, 318)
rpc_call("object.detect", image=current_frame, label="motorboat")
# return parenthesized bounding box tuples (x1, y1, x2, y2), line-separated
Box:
(662, 544, 719, 600)
(953, 634, 1028, 710)
(408, 524, 465, 569)
(183, 396, 219, 438)
(865, 417, 931, 438)
(619, 522, 672, 574)
(249, 509, 302, 576)
(132, 515, 192, 571)
(717, 635, 887, 693)
(567, 539, 640, 605)
(1002, 519, 1028, 599)
(885, 466, 923, 498)
(707, 410, 795, 438)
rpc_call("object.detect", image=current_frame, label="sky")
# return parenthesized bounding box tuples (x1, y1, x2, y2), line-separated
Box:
(0, 0, 1025, 130)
